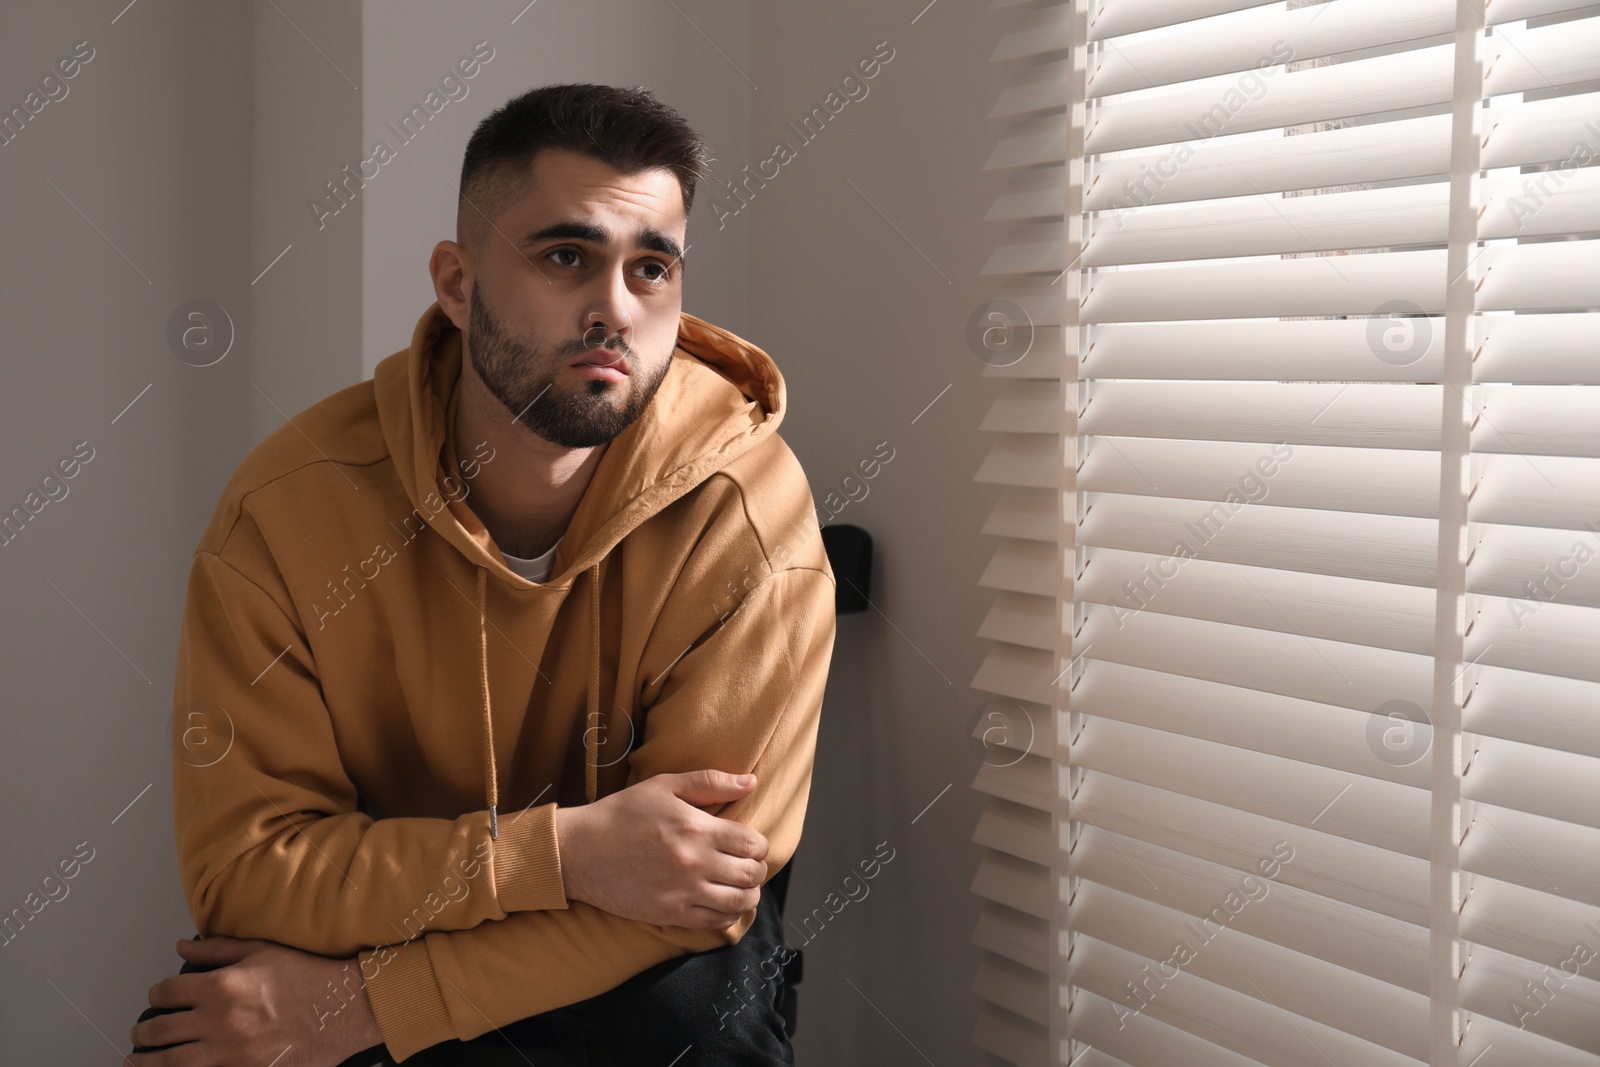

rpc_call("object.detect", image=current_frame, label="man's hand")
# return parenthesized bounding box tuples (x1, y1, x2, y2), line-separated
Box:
(127, 936, 385, 1067)
(556, 769, 770, 930)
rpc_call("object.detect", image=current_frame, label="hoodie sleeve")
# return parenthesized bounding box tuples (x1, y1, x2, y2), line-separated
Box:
(172, 550, 570, 958)
(359, 562, 838, 1062)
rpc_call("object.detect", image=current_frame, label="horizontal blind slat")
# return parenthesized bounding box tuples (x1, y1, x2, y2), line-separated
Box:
(1082, 610, 1433, 716)
(1467, 598, 1600, 683)
(1088, 44, 1455, 152)
(984, 112, 1068, 171)
(977, 435, 1059, 489)
(1465, 736, 1600, 829)
(1470, 454, 1600, 529)
(1088, 18, 1600, 151)
(1469, 384, 1600, 459)
(1458, 1015, 1600, 1067)
(1460, 800, 1600, 906)
(1460, 873, 1600, 983)
(975, 953, 1052, 1028)
(974, 751, 1057, 812)
(1076, 717, 1432, 857)
(981, 381, 1062, 435)
(1080, 439, 1440, 516)
(972, 1003, 1050, 1067)
(972, 849, 1053, 920)
(1076, 772, 1431, 925)
(991, 2, 1070, 62)
(1463, 938, 1600, 1053)
(1083, 249, 1449, 321)
(1082, 495, 1440, 586)
(1084, 383, 1443, 449)
(1087, 172, 1600, 267)
(1471, 524, 1600, 608)
(1073, 881, 1429, 1057)
(1089, 0, 1453, 99)
(1466, 665, 1600, 758)
(973, 899, 1052, 974)
(972, 640, 1057, 704)
(1073, 827, 1430, 992)
(1477, 238, 1600, 312)
(1079, 548, 1436, 652)
(1070, 936, 1424, 1066)
(1083, 88, 1600, 211)
(1483, 15, 1600, 97)
(976, 797, 1057, 865)
(1076, 658, 1433, 786)
(982, 486, 1058, 543)
(1088, 184, 1451, 266)
(1089, 0, 1277, 40)
(979, 540, 1058, 597)
(1071, 988, 1267, 1067)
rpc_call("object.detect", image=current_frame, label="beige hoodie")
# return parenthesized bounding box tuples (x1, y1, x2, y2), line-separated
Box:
(170, 302, 837, 1061)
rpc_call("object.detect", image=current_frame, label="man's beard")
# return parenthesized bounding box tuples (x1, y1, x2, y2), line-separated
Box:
(466, 287, 672, 448)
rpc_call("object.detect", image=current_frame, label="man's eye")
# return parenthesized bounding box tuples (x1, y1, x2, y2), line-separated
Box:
(640, 262, 672, 283)
(548, 248, 582, 267)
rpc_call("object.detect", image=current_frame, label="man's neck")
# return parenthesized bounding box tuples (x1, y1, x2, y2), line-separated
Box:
(452, 365, 607, 560)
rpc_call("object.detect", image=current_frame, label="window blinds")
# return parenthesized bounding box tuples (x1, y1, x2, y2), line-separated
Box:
(971, 1, 1600, 1065)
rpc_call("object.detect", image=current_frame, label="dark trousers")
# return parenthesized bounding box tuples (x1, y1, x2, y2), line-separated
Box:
(134, 866, 798, 1066)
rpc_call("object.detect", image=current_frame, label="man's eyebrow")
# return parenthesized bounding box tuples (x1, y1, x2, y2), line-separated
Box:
(524, 220, 684, 263)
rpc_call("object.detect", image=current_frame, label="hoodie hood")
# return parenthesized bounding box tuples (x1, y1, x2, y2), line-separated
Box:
(372, 301, 789, 827)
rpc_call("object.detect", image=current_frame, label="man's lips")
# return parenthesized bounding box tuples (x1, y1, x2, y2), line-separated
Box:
(570, 348, 630, 375)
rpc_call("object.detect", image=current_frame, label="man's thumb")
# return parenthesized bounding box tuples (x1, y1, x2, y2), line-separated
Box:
(671, 769, 757, 805)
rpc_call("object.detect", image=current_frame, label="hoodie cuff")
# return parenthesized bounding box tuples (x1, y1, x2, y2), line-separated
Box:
(360, 941, 455, 1063)
(493, 801, 569, 912)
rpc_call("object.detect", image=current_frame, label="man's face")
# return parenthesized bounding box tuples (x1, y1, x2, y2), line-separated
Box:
(463, 148, 686, 448)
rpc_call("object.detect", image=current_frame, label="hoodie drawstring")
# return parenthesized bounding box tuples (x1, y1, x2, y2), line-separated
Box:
(478, 560, 605, 842)
(585, 561, 601, 806)
(477, 566, 499, 839)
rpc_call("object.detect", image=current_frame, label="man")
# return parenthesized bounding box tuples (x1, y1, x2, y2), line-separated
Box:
(127, 83, 837, 1065)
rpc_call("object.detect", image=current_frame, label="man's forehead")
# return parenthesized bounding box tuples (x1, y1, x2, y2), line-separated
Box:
(519, 150, 684, 227)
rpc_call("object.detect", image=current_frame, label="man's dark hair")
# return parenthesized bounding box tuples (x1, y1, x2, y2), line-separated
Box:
(457, 83, 712, 248)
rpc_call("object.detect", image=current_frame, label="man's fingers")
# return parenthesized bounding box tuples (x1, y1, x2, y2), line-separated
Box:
(145, 971, 217, 1011)
(696, 811, 769, 861)
(144, 975, 190, 1012)
(684, 888, 759, 929)
(709, 854, 768, 892)
(682, 903, 738, 930)
(175, 933, 255, 967)
(694, 881, 758, 917)
(131, 1005, 201, 1053)
(666, 768, 758, 807)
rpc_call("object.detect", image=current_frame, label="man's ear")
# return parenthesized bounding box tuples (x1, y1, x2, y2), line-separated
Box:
(429, 239, 472, 331)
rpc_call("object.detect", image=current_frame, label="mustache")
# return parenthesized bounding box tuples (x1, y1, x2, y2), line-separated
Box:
(468, 300, 631, 366)
(578, 328, 627, 350)
(570, 337, 632, 361)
